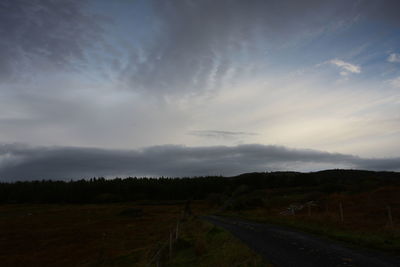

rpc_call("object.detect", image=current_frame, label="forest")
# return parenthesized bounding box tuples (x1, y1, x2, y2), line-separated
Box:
(1, 169, 400, 204)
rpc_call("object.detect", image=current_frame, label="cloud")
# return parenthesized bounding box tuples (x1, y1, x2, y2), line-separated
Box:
(388, 76, 400, 88)
(188, 130, 257, 140)
(0, 0, 105, 82)
(0, 143, 399, 181)
(329, 59, 361, 76)
(363, 0, 400, 26)
(121, 0, 357, 96)
(387, 53, 400, 63)
(120, 0, 400, 95)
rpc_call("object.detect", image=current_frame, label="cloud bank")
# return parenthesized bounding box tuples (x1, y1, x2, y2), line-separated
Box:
(0, 143, 399, 181)
(0, 0, 399, 180)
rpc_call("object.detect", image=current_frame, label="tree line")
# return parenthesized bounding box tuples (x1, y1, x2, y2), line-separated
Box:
(0, 169, 399, 204)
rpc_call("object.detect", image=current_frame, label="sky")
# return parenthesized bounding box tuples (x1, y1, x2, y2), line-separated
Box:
(1, 0, 400, 180)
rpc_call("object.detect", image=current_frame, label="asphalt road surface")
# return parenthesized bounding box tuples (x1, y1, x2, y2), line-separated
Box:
(203, 216, 400, 267)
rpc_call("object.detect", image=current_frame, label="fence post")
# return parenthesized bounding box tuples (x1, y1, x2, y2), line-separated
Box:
(339, 202, 344, 223)
(169, 230, 173, 259)
(156, 254, 160, 267)
(307, 203, 311, 217)
(176, 221, 179, 241)
(387, 206, 394, 228)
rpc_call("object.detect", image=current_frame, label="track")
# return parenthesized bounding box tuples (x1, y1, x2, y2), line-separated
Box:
(203, 216, 400, 267)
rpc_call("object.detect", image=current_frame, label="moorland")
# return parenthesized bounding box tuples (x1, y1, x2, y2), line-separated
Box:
(1, 169, 399, 266)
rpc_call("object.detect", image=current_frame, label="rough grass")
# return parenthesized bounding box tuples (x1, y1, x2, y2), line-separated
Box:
(219, 186, 400, 253)
(0, 202, 207, 267)
(166, 217, 268, 267)
(0, 202, 270, 266)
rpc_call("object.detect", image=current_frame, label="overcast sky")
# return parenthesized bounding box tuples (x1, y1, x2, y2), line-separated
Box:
(1, 0, 400, 180)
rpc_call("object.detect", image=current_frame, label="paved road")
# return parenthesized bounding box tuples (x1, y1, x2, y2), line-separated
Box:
(203, 216, 400, 267)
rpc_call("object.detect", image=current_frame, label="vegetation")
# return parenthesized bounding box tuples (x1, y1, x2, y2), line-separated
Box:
(1, 169, 400, 266)
(218, 185, 400, 252)
(166, 217, 267, 267)
(1, 170, 400, 204)
(0, 203, 200, 266)
(0, 201, 268, 267)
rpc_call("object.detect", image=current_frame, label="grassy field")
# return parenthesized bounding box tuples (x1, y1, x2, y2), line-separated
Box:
(0, 202, 200, 266)
(219, 185, 400, 252)
(2, 182, 399, 266)
(0, 202, 268, 266)
(166, 217, 267, 267)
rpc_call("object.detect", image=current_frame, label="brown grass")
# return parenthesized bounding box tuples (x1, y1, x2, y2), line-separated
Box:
(243, 186, 400, 229)
(166, 217, 267, 266)
(284, 186, 400, 230)
(222, 186, 400, 252)
(0, 202, 208, 267)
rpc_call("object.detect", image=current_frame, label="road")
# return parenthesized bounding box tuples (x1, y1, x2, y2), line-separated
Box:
(203, 216, 400, 267)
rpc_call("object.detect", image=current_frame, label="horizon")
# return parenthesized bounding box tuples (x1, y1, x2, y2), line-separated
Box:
(1, 167, 399, 184)
(1, 165, 399, 183)
(1, 0, 400, 181)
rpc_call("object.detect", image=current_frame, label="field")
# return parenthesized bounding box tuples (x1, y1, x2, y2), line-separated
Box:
(165, 217, 266, 266)
(220, 185, 400, 252)
(2, 171, 400, 266)
(0, 202, 266, 267)
(0, 202, 191, 266)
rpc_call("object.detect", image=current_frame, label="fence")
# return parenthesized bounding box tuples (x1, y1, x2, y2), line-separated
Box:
(147, 214, 186, 266)
(279, 200, 398, 229)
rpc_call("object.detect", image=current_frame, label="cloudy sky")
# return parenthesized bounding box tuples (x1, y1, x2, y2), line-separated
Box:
(1, 0, 400, 180)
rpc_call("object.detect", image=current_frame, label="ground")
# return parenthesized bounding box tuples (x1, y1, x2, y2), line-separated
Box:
(0, 202, 186, 266)
(0, 201, 263, 267)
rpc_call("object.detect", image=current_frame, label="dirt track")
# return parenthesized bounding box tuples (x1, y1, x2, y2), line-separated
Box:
(204, 216, 400, 267)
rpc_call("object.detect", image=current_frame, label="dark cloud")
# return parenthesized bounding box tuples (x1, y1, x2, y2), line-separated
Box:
(0, 143, 399, 181)
(188, 130, 257, 139)
(0, 0, 105, 81)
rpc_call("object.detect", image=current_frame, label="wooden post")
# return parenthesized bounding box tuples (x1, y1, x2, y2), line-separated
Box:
(156, 254, 160, 267)
(291, 206, 295, 216)
(98, 232, 106, 262)
(387, 206, 394, 228)
(307, 204, 311, 217)
(175, 221, 179, 241)
(169, 230, 173, 259)
(339, 202, 344, 222)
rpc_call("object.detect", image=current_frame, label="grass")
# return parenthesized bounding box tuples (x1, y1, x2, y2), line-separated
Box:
(3, 185, 398, 266)
(221, 211, 400, 253)
(0, 202, 208, 266)
(0, 202, 267, 266)
(218, 185, 400, 253)
(166, 216, 268, 267)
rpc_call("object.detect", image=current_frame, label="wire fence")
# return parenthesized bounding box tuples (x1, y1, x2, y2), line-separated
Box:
(147, 218, 182, 267)
(279, 200, 398, 229)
